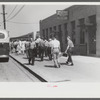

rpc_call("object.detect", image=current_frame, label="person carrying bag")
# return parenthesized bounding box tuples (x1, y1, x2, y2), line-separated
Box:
(65, 36, 74, 66)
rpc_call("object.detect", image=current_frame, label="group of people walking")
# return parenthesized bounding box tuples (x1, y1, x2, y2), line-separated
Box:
(10, 35, 74, 68)
(10, 39, 26, 55)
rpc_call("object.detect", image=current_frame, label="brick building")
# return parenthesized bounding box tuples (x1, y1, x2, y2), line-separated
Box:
(40, 5, 100, 56)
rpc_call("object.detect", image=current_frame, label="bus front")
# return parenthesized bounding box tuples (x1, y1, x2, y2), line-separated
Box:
(0, 30, 9, 62)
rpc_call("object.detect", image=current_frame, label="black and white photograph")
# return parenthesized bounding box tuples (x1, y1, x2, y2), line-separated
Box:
(0, 2, 100, 98)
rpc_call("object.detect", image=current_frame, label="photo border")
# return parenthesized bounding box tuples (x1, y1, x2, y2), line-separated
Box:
(0, 1, 100, 99)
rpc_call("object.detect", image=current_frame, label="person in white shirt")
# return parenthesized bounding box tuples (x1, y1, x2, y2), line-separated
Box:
(35, 36, 41, 57)
(21, 40, 26, 55)
(48, 38, 53, 60)
(44, 39, 49, 57)
(52, 36, 61, 68)
(38, 37, 45, 61)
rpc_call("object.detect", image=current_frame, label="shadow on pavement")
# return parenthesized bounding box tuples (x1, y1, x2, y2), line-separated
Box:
(35, 59, 42, 62)
(23, 57, 28, 59)
(23, 63, 30, 65)
(60, 62, 67, 65)
(53, 80, 71, 82)
(44, 65, 55, 68)
(43, 58, 50, 61)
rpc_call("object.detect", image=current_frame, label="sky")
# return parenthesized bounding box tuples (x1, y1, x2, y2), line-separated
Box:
(0, 3, 72, 38)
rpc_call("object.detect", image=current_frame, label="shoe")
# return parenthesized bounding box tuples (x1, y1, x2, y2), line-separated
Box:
(54, 65, 57, 68)
(70, 63, 74, 66)
(68, 63, 74, 66)
(66, 61, 68, 64)
(58, 64, 61, 68)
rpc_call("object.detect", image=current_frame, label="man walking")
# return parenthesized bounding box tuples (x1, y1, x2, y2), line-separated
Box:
(25, 39, 30, 59)
(38, 37, 45, 61)
(35, 36, 41, 57)
(52, 35, 60, 68)
(28, 39, 36, 65)
(48, 38, 53, 60)
(44, 39, 49, 57)
(65, 36, 74, 66)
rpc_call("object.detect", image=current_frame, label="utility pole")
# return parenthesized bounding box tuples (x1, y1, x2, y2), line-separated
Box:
(2, 5, 6, 29)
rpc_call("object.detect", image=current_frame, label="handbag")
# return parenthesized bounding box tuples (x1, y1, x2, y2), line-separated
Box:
(62, 52, 67, 57)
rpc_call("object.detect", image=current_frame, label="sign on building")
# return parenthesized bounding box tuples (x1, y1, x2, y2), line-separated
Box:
(56, 10, 68, 20)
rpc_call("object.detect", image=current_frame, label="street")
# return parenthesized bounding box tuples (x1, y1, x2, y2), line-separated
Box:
(0, 57, 40, 82)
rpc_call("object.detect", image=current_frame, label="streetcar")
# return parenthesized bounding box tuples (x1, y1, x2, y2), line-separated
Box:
(0, 29, 9, 62)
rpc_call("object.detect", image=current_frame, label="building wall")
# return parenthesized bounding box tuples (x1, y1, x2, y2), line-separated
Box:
(96, 6, 100, 56)
(40, 5, 99, 55)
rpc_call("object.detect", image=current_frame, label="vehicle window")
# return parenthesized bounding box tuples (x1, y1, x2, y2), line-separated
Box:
(0, 33, 5, 39)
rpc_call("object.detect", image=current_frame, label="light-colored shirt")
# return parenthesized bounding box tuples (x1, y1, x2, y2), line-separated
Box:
(35, 38, 41, 44)
(48, 40, 53, 47)
(68, 40, 74, 48)
(52, 39, 60, 48)
(44, 40, 49, 47)
(30, 41, 36, 49)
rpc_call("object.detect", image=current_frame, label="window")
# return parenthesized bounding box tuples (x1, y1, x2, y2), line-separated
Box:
(0, 33, 5, 39)
(49, 27, 52, 33)
(71, 21, 76, 44)
(53, 26, 56, 32)
(58, 24, 62, 42)
(46, 28, 48, 40)
(64, 23, 68, 43)
(42, 29, 45, 38)
(79, 18, 85, 44)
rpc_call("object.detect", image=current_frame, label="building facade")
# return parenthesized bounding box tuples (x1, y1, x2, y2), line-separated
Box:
(35, 31, 40, 39)
(40, 5, 100, 56)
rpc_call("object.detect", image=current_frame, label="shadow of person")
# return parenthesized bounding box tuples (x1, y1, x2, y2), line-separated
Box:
(60, 63, 67, 65)
(23, 57, 28, 59)
(44, 65, 55, 68)
(23, 63, 30, 65)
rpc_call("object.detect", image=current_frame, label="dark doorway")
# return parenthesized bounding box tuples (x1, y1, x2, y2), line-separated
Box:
(88, 15, 96, 54)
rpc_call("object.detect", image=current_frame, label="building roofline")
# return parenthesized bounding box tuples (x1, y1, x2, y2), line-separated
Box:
(40, 5, 74, 22)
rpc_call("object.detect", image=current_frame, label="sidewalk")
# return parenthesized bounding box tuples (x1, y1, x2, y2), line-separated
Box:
(10, 53, 100, 82)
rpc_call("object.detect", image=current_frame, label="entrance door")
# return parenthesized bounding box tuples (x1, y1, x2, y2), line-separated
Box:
(88, 15, 96, 54)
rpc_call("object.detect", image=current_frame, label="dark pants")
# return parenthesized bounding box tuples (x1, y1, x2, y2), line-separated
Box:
(39, 47, 44, 61)
(28, 49, 35, 65)
(45, 46, 48, 57)
(35, 43, 38, 57)
(67, 48, 73, 64)
(14, 45, 17, 53)
(48, 47, 52, 60)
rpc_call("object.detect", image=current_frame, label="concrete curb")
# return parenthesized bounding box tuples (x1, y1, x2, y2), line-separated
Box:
(10, 55, 47, 82)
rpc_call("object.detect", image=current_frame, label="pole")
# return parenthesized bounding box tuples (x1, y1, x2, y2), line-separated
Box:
(2, 5, 6, 29)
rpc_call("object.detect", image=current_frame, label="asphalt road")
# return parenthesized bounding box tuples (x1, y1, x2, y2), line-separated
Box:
(0, 57, 40, 82)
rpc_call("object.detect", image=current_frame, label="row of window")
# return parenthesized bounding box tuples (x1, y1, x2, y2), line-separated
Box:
(42, 24, 67, 42)
(42, 15, 96, 45)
